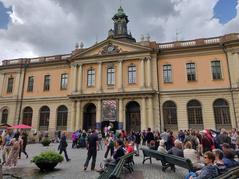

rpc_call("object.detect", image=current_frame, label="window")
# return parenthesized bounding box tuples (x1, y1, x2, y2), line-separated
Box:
(56, 105, 68, 130)
(87, 68, 95, 87)
(213, 99, 231, 129)
(43, 75, 50, 91)
(107, 67, 115, 85)
(163, 101, 177, 129)
(187, 100, 203, 129)
(211, 61, 222, 80)
(7, 77, 14, 93)
(163, 64, 172, 83)
(128, 65, 136, 84)
(186, 63, 196, 81)
(60, 73, 68, 90)
(39, 106, 50, 130)
(27, 76, 34, 92)
(22, 107, 33, 126)
(1, 109, 8, 124)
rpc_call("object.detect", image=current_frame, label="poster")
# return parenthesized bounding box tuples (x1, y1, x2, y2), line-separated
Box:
(102, 100, 117, 121)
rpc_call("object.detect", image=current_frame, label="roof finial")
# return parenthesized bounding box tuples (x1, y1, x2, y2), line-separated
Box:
(146, 33, 150, 41)
(75, 42, 79, 49)
(141, 34, 145, 41)
(176, 28, 180, 41)
(80, 42, 84, 49)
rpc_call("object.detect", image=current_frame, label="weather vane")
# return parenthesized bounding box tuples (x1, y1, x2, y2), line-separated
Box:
(120, 0, 123, 6)
(176, 28, 180, 41)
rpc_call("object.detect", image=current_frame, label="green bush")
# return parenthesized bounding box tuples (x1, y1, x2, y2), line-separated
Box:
(31, 151, 64, 163)
(41, 138, 51, 146)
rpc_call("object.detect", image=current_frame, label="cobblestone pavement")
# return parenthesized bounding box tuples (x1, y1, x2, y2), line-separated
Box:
(1, 143, 187, 179)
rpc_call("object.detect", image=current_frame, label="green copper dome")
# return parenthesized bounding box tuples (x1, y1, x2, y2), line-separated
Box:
(116, 6, 125, 16)
(112, 6, 128, 23)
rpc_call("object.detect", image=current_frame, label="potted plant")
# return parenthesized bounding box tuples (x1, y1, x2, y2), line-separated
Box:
(41, 137, 51, 146)
(31, 151, 64, 171)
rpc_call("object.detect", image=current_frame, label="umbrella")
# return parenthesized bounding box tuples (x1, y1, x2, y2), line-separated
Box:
(8, 124, 32, 129)
(0, 123, 12, 129)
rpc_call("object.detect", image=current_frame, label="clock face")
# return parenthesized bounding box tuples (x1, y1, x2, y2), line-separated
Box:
(107, 46, 114, 52)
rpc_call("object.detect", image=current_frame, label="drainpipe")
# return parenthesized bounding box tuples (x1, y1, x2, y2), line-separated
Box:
(222, 44, 238, 128)
(155, 51, 162, 132)
(17, 60, 28, 124)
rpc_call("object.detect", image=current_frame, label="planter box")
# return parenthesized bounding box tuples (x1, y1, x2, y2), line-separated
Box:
(35, 162, 58, 171)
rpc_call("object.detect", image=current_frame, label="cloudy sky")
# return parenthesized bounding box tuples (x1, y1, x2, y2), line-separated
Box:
(0, 0, 238, 62)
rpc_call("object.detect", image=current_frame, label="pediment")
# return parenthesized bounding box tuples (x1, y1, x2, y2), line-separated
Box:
(72, 39, 152, 59)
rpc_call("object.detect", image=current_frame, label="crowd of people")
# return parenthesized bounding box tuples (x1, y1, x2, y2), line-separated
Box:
(0, 129, 28, 168)
(70, 126, 239, 178)
(0, 126, 239, 178)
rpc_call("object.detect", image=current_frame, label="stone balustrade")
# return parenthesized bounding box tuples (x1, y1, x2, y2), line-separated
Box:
(1, 54, 71, 66)
(158, 33, 239, 49)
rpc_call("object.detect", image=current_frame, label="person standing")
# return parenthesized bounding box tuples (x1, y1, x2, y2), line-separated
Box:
(135, 131, 141, 156)
(6, 132, 21, 167)
(19, 131, 28, 159)
(146, 128, 154, 147)
(84, 129, 98, 171)
(58, 133, 70, 162)
(2, 130, 12, 165)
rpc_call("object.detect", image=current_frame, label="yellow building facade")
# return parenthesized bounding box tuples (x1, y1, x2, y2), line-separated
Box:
(0, 7, 239, 135)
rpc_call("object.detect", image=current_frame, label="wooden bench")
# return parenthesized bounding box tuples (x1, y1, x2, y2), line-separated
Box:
(213, 166, 239, 179)
(141, 148, 193, 172)
(98, 152, 135, 179)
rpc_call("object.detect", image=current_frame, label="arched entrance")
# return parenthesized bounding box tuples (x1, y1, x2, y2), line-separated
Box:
(83, 103, 96, 131)
(126, 101, 141, 133)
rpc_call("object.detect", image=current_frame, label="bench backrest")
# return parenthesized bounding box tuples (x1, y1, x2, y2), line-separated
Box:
(141, 148, 193, 170)
(110, 152, 136, 178)
(164, 154, 193, 170)
(213, 166, 239, 179)
(142, 148, 166, 161)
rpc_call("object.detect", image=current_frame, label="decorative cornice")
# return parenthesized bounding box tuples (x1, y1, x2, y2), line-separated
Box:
(68, 90, 157, 99)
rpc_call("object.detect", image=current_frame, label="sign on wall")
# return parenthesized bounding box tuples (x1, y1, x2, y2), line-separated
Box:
(102, 100, 117, 121)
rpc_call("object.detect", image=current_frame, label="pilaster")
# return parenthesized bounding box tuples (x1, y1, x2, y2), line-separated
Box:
(96, 99, 101, 129)
(70, 101, 76, 131)
(140, 58, 145, 89)
(146, 57, 152, 89)
(141, 97, 146, 130)
(118, 98, 123, 129)
(71, 64, 78, 93)
(97, 62, 102, 92)
(75, 101, 81, 131)
(118, 60, 123, 91)
(77, 64, 83, 93)
(147, 97, 154, 129)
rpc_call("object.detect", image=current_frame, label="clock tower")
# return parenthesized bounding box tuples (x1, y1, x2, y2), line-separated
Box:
(108, 6, 136, 42)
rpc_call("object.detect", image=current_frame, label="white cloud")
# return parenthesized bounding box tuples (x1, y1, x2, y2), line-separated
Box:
(0, 0, 238, 62)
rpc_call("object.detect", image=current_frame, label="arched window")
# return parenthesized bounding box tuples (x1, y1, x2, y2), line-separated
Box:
(187, 100, 203, 129)
(1, 109, 8, 124)
(213, 99, 231, 129)
(22, 107, 33, 126)
(163, 101, 177, 130)
(39, 106, 50, 130)
(57, 105, 68, 131)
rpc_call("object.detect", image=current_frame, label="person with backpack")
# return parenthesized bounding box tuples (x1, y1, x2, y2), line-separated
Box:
(6, 132, 21, 167)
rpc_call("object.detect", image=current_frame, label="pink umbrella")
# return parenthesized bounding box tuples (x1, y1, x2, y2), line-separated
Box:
(8, 124, 32, 129)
